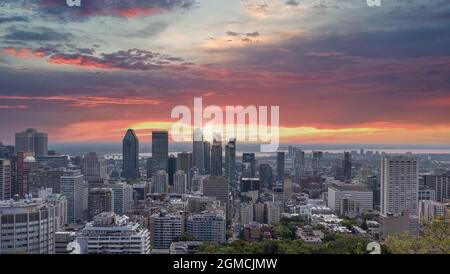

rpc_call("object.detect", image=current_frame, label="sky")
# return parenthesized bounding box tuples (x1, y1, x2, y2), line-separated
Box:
(0, 0, 449, 145)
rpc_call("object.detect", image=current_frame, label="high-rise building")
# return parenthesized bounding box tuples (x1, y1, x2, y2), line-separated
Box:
(60, 169, 85, 224)
(0, 142, 14, 159)
(168, 155, 177, 186)
(152, 131, 169, 174)
(327, 182, 373, 214)
(193, 129, 205, 175)
(0, 159, 12, 200)
(28, 168, 64, 195)
(424, 175, 449, 202)
(293, 148, 305, 183)
(88, 188, 114, 220)
(149, 211, 182, 250)
(312, 151, 323, 175)
(203, 141, 211, 174)
(266, 202, 282, 225)
(15, 128, 48, 156)
(381, 155, 419, 235)
(186, 211, 226, 243)
(202, 176, 229, 208)
(38, 189, 68, 231)
(240, 202, 254, 225)
(367, 175, 380, 208)
(15, 152, 37, 198)
(0, 198, 57, 254)
(177, 152, 192, 174)
(343, 152, 352, 182)
(276, 151, 285, 181)
(152, 170, 168, 194)
(82, 152, 107, 182)
(106, 182, 133, 215)
(122, 129, 139, 180)
(242, 153, 256, 178)
(173, 170, 187, 194)
(419, 200, 448, 224)
(210, 137, 222, 176)
(259, 164, 274, 189)
(225, 139, 236, 190)
(77, 212, 150, 254)
(241, 178, 260, 193)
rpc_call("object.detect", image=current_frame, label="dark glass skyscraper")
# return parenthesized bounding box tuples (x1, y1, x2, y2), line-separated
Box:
(225, 139, 236, 190)
(276, 151, 285, 181)
(193, 128, 205, 175)
(242, 153, 256, 178)
(122, 129, 139, 180)
(343, 152, 352, 182)
(168, 155, 177, 186)
(15, 128, 48, 156)
(259, 164, 274, 189)
(211, 137, 223, 176)
(177, 152, 192, 174)
(203, 141, 211, 175)
(293, 148, 304, 183)
(152, 131, 169, 174)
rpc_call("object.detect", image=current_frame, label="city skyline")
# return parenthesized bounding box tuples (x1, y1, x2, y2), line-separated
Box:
(1, 1, 450, 145)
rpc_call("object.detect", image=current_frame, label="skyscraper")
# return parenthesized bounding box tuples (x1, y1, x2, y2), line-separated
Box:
(276, 151, 285, 182)
(152, 170, 168, 194)
(210, 137, 223, 176)
(186, 211, 226, 243)
(149, 211, 182, 250)
(193, 128, 205, 175)
(423, 175, 449, 202)
(0, 159, 12, 200)
(343, 152, 352, 182)
(381, 155, 419, 235)
(168, 155, 177, 186)
(60, 169, 85, 224)
(88, 188, 114, 220)
(293, 148, 305, 183)
(152, 131, 169, 174)
(173, 170, 187, 194)
(259, 164, 274, 189)
(203, 176, 229, 208)
(225, 139, 236, 190)
(14, 128, 48, 156)
(203, 141, 211, 174)
(122, 129, 139, 180)
(176, 152, 192, 174)
(15, 152, 37, 198)
(312, 151, 323, 175)
(242, 153, 256, 178)
(82, 152, 107, 182)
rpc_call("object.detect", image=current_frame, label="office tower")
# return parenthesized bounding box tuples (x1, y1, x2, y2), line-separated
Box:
(418, 189, 436, 201)
(381, 155, 419, 236)
(276, 151, 285, 181)
(149, 211, 182, 250)
(38, 189, 68, 231)
(177, 152, 192, 174)
(146, 157, 153, 179)
(241, 178, 260, 193)
(273, 186, 284, 204)
(186, 211, 226, 243)
(0, 159, 12, 200)
(343, 152, 352, 182)
(424, 175, 449, 202)
(168, 155, 177, 186)
(327, 182, 373, 214)
(240, 203, 254, 225)
(88, 188, 114, 220)
(107, 182, 133, 215)
(15, 152, 37, 198)
(188, 167, 199, 192)
(28, 168, 64, 195)
(288, 145, 295, 157)
(14, 128, 48, 156)
(35, 154, 69, 169)
(151, 131, 169, 174)
(312, 151, 323, 175)
(173, 170, 187, 194)
(202, 176, 229, 207)
(61, 169, 85, 224)
(253, 202, 265, 224)
(122, 129, 139, 180)
(210, 137, 223, 176)
(225, 139, 236, 190)
(77, 212, 150, 254)
(193, 128, 205, 175)
(0, 198, 57, 254)
(259, 164, 274, 189)
(242, 153, 256, 178)
(132, 182, 150, 201)
(152, 170, 168, 194)
(293, 148, 305, 183)
(0, 142, 14, 159)
(367, 175, 380, 208)
(266, 202, 281, 225)
(203, 141, 211, 174)
(82, 152, 107, 182)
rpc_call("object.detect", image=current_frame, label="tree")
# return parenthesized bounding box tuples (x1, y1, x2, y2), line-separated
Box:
(386, 221, 450, 254)
(176, 232, 197, 242)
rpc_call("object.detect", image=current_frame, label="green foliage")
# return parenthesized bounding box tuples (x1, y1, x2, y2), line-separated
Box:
(385, 221, 450, 254)
(176, 232, 197, 242)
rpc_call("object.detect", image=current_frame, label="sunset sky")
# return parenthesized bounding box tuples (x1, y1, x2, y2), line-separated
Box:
(0, 0, 450, 145)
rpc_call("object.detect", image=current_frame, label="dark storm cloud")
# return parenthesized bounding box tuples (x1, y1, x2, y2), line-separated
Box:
(0, 15, 29, 24)
(285, 0, 299, 6)
(33, 0, 197, 20)
(3, 26, 73, 42)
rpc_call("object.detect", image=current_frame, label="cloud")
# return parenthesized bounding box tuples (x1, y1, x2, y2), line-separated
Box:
(0, 16, 30, 24)
(3, 26, 73, 42)
(285, 0, 299, 6)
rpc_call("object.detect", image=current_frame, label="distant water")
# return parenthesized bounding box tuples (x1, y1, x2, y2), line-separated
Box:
(49, 142, 450, 157)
